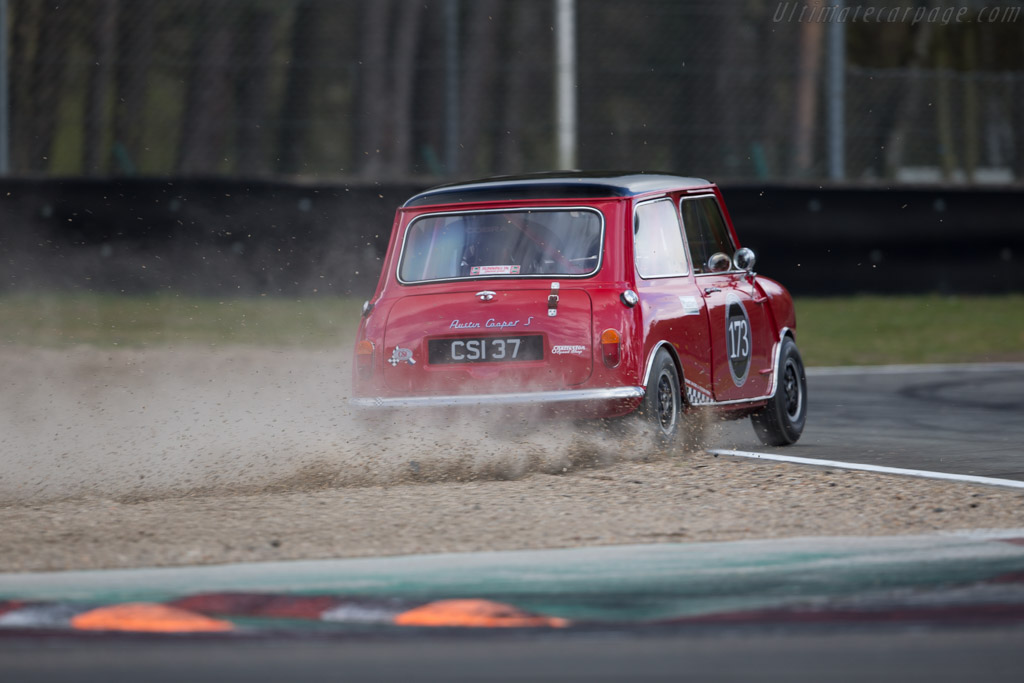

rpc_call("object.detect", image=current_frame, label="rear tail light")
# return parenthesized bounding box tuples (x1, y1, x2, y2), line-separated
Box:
(600, 329, 621, 368)
(356, 340, 375, 379)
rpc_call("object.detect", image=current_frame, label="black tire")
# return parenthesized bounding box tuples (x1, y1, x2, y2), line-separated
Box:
(751, 337, 807, 446)
(636, 349, 682, 451)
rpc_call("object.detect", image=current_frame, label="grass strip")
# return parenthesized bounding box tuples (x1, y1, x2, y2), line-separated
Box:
(1, 292, 1022, 366)
(0, 292, 363, 349)
(795, 294, 1024, 366)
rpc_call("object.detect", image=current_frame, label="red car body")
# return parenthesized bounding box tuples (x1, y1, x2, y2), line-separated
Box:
(352, 173, 806, 447)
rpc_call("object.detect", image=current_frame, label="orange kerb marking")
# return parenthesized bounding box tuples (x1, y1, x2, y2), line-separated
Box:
(70, 602, 234, 633)
(393, 599, 569, 628)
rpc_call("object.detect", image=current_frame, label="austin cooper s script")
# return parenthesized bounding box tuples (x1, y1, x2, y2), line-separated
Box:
(351, 173, 807, 449)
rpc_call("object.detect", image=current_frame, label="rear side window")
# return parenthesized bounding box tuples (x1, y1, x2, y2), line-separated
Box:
(633, 199, 688, 279)
(680, 196, 735, 273)
(399, 209, 603, 283)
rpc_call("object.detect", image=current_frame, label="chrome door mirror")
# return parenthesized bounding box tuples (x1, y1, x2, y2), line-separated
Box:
(733, 247, 756, 272)
(707, 252, 731, 273)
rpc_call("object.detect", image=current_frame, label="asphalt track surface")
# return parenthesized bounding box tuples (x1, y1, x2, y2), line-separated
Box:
(2, 627, 1022, 682)
(710, 363, 1024, 481)
(4, 363, 1024, 680)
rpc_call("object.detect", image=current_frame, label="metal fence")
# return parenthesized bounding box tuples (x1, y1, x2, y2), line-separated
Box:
(5, 0, 1024, 183)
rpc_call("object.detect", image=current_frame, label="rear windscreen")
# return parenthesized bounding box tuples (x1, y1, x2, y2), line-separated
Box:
(398, 209, 603, 283)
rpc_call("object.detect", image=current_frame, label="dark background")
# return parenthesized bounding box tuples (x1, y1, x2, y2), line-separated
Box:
(3, 1, 1022, 299)
(7, 0, 1024, 182)
(2, 178, 1019, 297)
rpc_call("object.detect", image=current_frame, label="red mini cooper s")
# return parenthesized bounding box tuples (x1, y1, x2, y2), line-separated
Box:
(351, 173, 807, 449)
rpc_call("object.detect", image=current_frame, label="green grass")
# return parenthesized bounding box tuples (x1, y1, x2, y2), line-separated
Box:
(0, 292, 364, 349)
(795, 294, 1024, 366)
(1, 292, 1022, 366)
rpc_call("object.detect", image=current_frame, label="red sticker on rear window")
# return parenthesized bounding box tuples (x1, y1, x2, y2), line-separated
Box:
(470, 265, 521, 276)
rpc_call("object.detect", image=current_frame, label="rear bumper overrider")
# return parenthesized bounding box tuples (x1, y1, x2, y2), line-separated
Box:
(350, 386, 645, 409)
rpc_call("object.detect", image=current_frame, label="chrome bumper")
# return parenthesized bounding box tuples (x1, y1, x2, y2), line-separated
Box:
(350, 386, 645, 409)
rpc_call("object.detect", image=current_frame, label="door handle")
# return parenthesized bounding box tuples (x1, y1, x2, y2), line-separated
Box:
(703, 287, 721, 294)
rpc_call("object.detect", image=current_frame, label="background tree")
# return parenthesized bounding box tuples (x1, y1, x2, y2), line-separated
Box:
(178, 0, 237, 174)
(85, 0, 117, 175)
(3, 0, 1023, 183)
(457, 0, 501, 175)
(277, 0, 320, 175)
(112, 0, 154, 174)
(234, 3, 278, 176)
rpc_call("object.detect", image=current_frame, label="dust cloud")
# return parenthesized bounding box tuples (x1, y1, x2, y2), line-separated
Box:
(0, 346, 650, 505)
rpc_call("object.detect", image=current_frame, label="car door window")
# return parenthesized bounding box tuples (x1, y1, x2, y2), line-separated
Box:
(681, 197, 735, 273)
(634, 199, 689, 279)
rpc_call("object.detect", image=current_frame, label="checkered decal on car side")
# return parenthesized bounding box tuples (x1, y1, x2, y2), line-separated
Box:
(684, 380, 714, 406)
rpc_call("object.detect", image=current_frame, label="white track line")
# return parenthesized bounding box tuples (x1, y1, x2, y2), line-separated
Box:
(708, 449, 1024, 490)
(807, 362, 1024, 377)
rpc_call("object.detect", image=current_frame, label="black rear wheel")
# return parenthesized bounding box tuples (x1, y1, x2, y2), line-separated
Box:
(751, 337, 807, 446)
(636, 349, 682, 451)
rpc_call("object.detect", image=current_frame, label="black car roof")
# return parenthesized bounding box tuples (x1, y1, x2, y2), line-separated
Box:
(403, 172, 713, 207)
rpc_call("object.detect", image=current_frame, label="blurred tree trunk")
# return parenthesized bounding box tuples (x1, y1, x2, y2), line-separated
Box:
(864, 24, 912, 178)
(976, 17, 1012, 173)
(356, 0, 392, 176)
(389, 0, 425, 178)
(884, 23, 932, 177)
(717, 1, 746, 176)
(1003, 39, 1024, 179)
(85, 0, 118, 175)
(276, 0, 318, 175)
(496, 0, 540, 173)
(9, 0, 43, 172)
(790, 4, 823, 177)
(1015, 85, 1024, 179)
(961, 25, 978, 182)
(413, 8, 448, 175)
(26, 4, 71, 172)
(178, 1, 236, 174)
(934, 27, 958, 180)
(757, 13, 795, 177)
(458, 0, 500, 174)
(112, 0, 154, 174)
(236, 6, 276, 175)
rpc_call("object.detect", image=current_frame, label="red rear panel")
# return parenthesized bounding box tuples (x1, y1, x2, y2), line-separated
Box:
(382, 287, 593, 395)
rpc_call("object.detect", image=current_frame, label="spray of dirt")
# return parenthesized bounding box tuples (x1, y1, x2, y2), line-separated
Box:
(0, 345, 684, 505)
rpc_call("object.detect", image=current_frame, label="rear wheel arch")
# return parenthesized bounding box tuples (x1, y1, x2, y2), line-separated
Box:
(642, 341, 685, 395)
